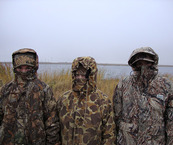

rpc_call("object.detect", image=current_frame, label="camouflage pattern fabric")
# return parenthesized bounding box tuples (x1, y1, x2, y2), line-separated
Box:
(0, 80, 61, 145)
(0, 80, 2, 91)
(128, 47, 159, 67)
(57, 56, 116, 145)
(0, 48, 61, 145)
(13, 54, 36, 68)
(0, 80, 3, 87)
(12, 48, 39, 70)
(72, 57, 98, 95)
(113, 47, 173, 145)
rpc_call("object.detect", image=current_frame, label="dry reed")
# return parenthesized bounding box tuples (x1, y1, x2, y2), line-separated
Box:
(0, 63, 13, 86)
(1, 63, 173, 101)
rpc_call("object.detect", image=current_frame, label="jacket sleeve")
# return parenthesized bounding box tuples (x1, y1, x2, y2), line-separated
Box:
(43, 85, 61, 145)
(102, 95, 116, 145)
(0, 82, 12, 127)
(0, 87, 4, 126)
(165, 81, 173, 145)
(0, 86, 4, 144)
(113, 80, 123, 143)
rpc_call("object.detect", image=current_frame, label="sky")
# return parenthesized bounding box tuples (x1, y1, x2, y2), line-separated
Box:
(0, 0, 173, 65)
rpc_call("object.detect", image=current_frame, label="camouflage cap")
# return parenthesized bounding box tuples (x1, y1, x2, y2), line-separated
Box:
(12, 48, 39, 70)
(128, 47, 159, 67)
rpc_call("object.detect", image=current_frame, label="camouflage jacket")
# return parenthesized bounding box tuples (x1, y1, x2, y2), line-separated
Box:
(113, 74, 173, 145)
(57, 56, 115, 145)
(0, 79, 61, 145)
(57, 89, 115, 145)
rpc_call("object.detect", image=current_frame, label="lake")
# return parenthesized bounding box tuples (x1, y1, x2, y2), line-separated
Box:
(1, 62, 173, 79)
(38, 63, 173, 79)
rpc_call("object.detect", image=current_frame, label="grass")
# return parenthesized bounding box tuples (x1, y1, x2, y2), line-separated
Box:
(0, 62, 13, 86)
(162, 73, 173, 82)
(1, 63, 173, 101)
(0, 63, 119, 100)
(38, 68, 119, 99)
(39, 70, 72, 99)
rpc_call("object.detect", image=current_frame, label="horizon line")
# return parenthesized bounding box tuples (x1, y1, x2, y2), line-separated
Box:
(1, 61, 173, 67)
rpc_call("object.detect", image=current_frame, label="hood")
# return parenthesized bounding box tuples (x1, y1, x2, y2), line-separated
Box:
(72, 56, 98, 94)
(12, 48, 38, 83)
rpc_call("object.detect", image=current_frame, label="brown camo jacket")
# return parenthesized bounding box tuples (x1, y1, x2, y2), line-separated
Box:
(57, 56, 116, 145)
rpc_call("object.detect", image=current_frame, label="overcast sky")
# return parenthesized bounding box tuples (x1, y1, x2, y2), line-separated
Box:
(0, 0, 173, 65)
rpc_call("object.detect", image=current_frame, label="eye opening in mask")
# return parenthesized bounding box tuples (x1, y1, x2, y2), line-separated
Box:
(16, 65, 32, 72)
(134, 61, 155, 72)
(75, 64, 87, 78)
(135, 60, 153, 67)
(75, 64, 91, 80)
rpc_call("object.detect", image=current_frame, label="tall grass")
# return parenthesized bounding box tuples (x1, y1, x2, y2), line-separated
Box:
(1, 63, 173, 101)
(38, 69, 119, 100)
(39, 70, 72, 99)
(162, 73, 173, 82)
(0, 63, 119, 100)
(0, 63, 13, 86)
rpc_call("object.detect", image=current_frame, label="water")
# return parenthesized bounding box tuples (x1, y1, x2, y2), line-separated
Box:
(2, 62, 173, 79)
(38, 63, 173, 79)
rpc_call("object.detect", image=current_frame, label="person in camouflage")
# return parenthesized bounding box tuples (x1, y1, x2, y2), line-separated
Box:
(0, 48, 61, 145)
(57, 56, 115, 145)
(113, 47, 173, 145)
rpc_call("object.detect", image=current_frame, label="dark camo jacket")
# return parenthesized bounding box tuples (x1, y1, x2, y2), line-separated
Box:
(0, 79, 60, 145)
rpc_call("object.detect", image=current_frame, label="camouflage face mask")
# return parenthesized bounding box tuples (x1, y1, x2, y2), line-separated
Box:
(73, 66, 88, 92)
(136, 65, 156, 88)
(140, 65, 155, 77)
(74, 78, 87, 91)
(15, 69, 35, 80)
(14, 66, 36, 88)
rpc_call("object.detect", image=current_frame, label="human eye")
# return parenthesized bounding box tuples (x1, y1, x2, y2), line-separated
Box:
(27, 67, 32, 70)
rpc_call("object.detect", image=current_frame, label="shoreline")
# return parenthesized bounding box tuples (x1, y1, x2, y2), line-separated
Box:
(1, 61, 173, 67)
